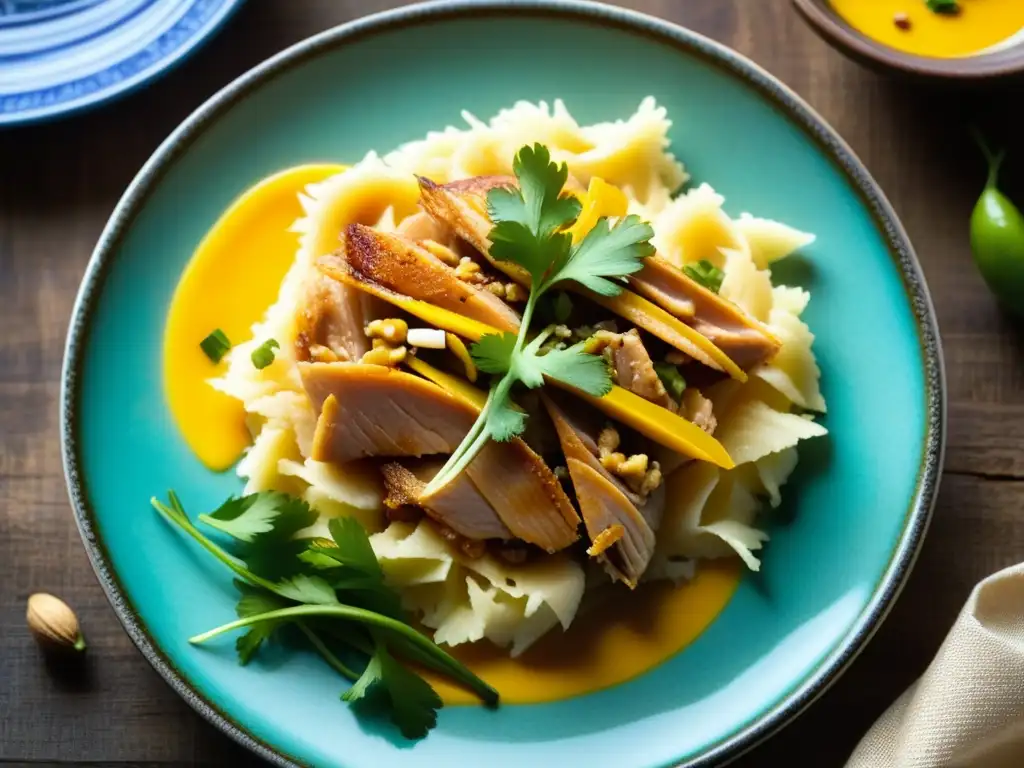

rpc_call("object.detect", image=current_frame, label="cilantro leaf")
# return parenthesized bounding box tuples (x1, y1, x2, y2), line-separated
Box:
(470, 332, 517, 376)
(488, 144, 581, 237)
(925, 0, 958, 13)
(343, 644, 443, 739)
(485, 396, 529, 442)
(234, 581, 290, 665)
(551, 215, 653, 296)
(681, 259, 724, 293)
(518, 340, 612, 396)
(275, 573, 339, 605)
(198, 492, 317, 545)
(241, 538, 311, 582)
(324, 517, 384, 579)
(489, 222, 573, 287)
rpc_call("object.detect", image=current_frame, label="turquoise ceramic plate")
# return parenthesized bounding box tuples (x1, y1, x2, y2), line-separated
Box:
(61, 2, 944, 766)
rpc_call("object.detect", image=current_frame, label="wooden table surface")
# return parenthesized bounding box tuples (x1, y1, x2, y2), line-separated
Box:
(3, 1, 1024, 766)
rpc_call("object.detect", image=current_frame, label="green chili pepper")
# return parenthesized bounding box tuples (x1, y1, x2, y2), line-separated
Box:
(970, 129, 1024, 317)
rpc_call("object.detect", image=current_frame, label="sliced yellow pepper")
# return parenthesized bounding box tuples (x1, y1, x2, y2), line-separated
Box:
(567, 177, 629, 243)
(321, 263, 493, 342)
(336, 254, 735, 466)
(445, 333, 478, 383)
(561, 384, 735, 469)
(405, 357, 488, 410)
(583, 288, 747, 382)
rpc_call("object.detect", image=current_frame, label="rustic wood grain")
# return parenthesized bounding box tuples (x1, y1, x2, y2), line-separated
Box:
(2, 1, 1024, 765)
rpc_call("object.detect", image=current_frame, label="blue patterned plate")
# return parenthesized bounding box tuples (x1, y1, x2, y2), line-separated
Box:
(62, 1, 944, 766)
(0, 0, 243, 125)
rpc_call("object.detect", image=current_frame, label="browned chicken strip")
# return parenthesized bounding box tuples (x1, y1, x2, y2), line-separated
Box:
(418, 175, 777, 372)
(322, 223, 521, 333)
(381, 461, 513, 541)
(631, 255, 780, 369)
(568, 457, 656, 588)
(294, 271, 372, 363)
(417, 175, 530, 285)
(542, 394, 665, 587)
(301, 363, 579, 552)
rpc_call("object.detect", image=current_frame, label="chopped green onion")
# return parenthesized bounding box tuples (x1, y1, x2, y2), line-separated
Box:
(681, 260, 725, 294)
(251, 339, 280, 370)
(654, 362, 687, 402)
(925, 0, 959, 14)
(200, 329, 232, 363)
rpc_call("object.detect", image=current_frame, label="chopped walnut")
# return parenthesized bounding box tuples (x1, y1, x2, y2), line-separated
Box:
(421, 239, 460, 266)
(596, 425, 662, 497)
(616, 453, 649, 480)
(504, 283, 528, 302)
(597, 426, 621, 455)
(360, 344, 407, 367)
(365, 318, 408, 344)
(639, 461, 663, 497)
(455, 256, 485, 284)
(307, 343, 340, 363)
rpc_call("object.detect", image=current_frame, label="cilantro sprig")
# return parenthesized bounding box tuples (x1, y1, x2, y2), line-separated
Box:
(152, 491, 497, 739)
(423, 145, 654, 495)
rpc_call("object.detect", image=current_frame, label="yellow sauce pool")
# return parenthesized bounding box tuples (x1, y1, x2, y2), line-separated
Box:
(435, 561, 740, 704)
(830, 0, 1024, 58)
(163, 168, 743, 704)
(163, 164, 343, 470)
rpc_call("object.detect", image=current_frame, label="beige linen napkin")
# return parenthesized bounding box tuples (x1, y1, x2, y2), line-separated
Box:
(847, 563, 1024, 768)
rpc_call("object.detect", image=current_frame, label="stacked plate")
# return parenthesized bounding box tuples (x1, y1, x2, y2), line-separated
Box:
(0, 0, 242, 125)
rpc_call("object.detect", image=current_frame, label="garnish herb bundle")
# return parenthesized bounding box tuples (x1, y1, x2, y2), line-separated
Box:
(424, 145, 655, 494)
(152, 491, 497, 739)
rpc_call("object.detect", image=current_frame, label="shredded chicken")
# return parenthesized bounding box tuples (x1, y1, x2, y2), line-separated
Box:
(680, 388, 717, 434)
(586, 329, 674, 409)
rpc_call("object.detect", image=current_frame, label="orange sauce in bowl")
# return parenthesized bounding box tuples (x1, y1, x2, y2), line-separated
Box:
(830, 0, 1024, 58)
(163, 168, 743, 703)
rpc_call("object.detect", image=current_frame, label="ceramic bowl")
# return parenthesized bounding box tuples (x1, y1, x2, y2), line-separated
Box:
(792, 0, 1024, 81)
(61, 1, 945, 766)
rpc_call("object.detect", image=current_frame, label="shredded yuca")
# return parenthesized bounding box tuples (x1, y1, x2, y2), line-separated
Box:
(212, 98, 825, 655)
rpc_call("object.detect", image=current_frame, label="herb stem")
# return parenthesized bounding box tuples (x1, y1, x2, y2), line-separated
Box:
(297, 621, 359, 682)
(152, 496, 279, 594)
(970, 126, 1006, 190)
(189, 604, 499, 706)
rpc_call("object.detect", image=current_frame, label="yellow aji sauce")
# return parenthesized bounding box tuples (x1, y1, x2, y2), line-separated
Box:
(830, 0, 1024, 58)
(163, 164, 343, 470)
(163, 167, 742, 704)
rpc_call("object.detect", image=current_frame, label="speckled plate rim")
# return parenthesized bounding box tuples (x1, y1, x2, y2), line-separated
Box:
(0, 0, 246, 128)
(59, 1, 946, 766)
